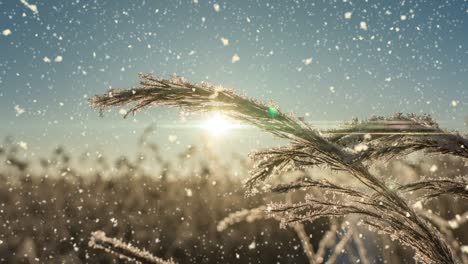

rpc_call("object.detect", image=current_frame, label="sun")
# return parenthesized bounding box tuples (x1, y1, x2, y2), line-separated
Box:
(202, 113, 233, 136)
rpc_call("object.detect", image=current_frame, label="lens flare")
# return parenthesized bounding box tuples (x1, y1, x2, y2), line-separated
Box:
(203, 113, 231, 136)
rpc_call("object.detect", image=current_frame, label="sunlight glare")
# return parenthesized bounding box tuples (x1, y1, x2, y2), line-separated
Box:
(203, 113, 231, 136)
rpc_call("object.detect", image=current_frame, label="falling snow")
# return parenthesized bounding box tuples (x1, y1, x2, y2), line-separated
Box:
(220, 37, 229, 46)
(303, 57, 313, 65)
(0, 0, 467, 263)
(344, 12, 352, 19)
(231, 54, 240, 63)
(360, 21, 368, 31)
(213, 3, 220, 12)
(14, 105, 25, 116)
(2, 29, 12, 36)
(19, 0, 38, 15)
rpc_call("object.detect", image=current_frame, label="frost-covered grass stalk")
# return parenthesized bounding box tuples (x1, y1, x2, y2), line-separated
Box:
(216, 192, 371, 264)
(91, 74, 468, 264)
(89, 231, 176, 264)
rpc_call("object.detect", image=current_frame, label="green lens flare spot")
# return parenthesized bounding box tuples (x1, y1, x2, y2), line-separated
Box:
(267, 107, 279, 118)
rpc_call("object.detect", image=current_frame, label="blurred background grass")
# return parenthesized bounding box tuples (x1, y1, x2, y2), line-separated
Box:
(0, 133, 466, 263)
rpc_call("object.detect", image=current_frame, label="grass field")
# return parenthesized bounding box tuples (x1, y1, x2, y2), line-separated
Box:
(0, 138, 466, 263)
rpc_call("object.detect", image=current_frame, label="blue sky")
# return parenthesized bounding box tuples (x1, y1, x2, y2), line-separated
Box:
(0, 0, 467, 159)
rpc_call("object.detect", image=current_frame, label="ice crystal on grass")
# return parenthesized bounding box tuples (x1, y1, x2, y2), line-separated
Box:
(91, 74, 468, 264)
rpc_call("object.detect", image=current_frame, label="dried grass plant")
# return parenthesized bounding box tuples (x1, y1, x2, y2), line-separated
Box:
(89, 231, 176, 264)
(90, 74, 468, 264)
(217, 191, 371, 264)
